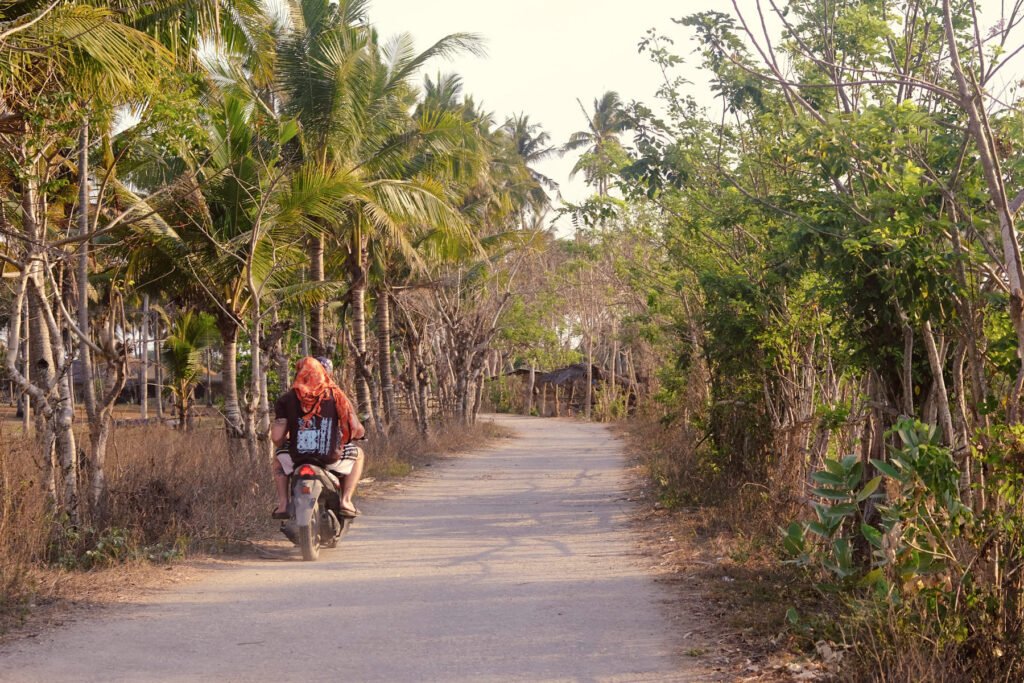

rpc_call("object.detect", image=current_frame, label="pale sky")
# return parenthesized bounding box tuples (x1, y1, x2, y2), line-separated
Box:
(371, 0, 724, 211)
(370, 0, 1021, 221)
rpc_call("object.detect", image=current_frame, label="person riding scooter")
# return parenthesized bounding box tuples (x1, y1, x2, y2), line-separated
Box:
(270, 356, 365, 519)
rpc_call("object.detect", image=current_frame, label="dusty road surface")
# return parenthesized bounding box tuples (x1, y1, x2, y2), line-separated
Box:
(0, 415, 710, 682)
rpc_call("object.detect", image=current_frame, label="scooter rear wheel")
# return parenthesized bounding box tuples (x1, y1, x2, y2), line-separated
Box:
(298, 500, 320, 561)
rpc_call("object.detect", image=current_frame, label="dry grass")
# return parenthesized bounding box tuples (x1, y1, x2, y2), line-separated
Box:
(0, 430, 52, 626)
(617, 416, 832, 681)
(0, 415, 504, 635)
(362, 418, 512, 479)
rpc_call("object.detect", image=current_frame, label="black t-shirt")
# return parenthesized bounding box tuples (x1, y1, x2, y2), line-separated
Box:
(274, 390, 341, 463)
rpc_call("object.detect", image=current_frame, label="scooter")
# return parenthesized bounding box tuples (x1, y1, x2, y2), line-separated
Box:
(280, 460, 353, 561)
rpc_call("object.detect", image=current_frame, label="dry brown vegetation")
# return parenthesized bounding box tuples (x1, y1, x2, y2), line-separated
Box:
(0, 417, 505, 634)
(621, 415, 838, 682)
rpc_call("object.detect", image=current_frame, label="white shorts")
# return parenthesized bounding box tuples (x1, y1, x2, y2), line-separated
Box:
(275, 448, 359, 477)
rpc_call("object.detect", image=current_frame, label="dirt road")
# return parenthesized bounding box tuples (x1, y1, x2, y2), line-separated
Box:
(0, 415, 709, 682)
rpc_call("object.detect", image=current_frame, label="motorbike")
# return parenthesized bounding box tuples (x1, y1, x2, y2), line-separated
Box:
(280, 459, 353, 561)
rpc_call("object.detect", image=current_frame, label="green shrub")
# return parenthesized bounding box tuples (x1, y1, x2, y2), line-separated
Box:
(787, 418, 1024, 679)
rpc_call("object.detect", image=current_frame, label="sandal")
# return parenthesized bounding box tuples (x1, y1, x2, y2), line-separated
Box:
(339, 504, 361, 518)
(271, 508, 289, 520)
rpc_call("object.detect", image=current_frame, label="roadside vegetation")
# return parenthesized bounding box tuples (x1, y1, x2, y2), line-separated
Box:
(0, 0, 545, 632)
(573, 2, 1024, 680)
(6, 1, 1024, 679)
(0, 416, 500, 632)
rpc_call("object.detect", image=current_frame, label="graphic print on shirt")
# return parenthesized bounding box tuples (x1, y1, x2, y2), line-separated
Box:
(295, 416, 334, 456)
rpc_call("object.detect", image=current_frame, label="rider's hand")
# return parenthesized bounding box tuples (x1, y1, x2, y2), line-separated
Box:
(342, 442, 360, 459)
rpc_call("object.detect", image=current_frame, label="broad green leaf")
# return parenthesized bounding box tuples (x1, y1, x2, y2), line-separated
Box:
(824, 459, 848, 477)
(807, 521, 831, 538)
(811, 487, 852, 501)
(857, 476, 882, 502)
(870, 459, 902, 480)
(861, 523, 883, 549)
(811, 471, 846, 486)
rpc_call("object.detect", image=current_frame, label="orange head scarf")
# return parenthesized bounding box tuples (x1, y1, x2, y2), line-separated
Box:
(291, 356, 365, 444)
(292, 356, 345, 419)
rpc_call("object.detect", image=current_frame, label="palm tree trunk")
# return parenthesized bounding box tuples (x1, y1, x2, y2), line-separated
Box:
(91, 415, 112, 512)
(77, 120, 97, 419)
(473, 365, 486, 423)
(178, 388, 188, 430)
(416, 363, 430, 436)
(139, 294, 149, 419)
(207, 348, 214, 405)
(28, 269, 77, 521)
(272, 309, 290, 396)
(404, 324, 429, 436)
(376, 288, 395, 426)
(27, 276, 58, 482)
(351, 252, 373, 423)
(243, 309, 272, 463)
(155, 316, 164, 420)
(300, 306, 309, 357)
(20, 305, 31, 437)
(218, 316, 244, 438)
(308, 236, 325, 356)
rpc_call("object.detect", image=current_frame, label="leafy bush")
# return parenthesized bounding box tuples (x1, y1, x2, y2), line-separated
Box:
(787, 418, 1024, 679)
(486, 376, 523, 414)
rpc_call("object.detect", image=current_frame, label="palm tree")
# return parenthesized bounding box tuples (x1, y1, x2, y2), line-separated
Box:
(127, 85, 356, 439)
(0, 0, 172, 520)
(563, 91, 630, 196)
(407, 79, 550, 424)
(125, 0, 273, 77)
(500, 114, 558, 228)
(162, 310, 219, 429)
(504, 114, 559, 191)
(275, 0, 482, 420)
(274, 0, 374, 358)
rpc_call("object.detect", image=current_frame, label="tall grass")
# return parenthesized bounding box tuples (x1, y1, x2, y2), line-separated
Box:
(0, 430, 51, 624)
(0, 417, 502, 631)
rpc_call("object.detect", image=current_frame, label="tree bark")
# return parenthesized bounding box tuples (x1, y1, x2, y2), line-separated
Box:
(155, 314, 164, 420)
(139, 294, 149, 419)
(923, 320, 955, 446)
(350, 254, 373, 423)
(944, 0, 1024, 421)
(27, 274, 66, 513)
(21, 305, 31, 437)
(584, 336, 593, 420)
(308, 236, 325, 356)
(54, 352, 78, 523)
(218, 316, 244, 438)
(274, 311, 290, 396)
(901, 319, 914, 416)
(243, 314, 271, 462)
(526, 364, 536, 415)
(376, 288, 396, 427)
(89, 352, 128, 516)
(77, 120, 97, 419)
(300, 306, 310, 358)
